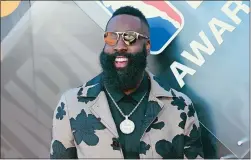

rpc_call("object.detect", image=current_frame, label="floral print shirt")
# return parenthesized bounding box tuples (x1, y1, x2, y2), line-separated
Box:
(50, 70, 204, 159)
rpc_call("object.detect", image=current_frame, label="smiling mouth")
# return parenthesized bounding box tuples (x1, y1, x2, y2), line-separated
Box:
(114, 56, 128, 68)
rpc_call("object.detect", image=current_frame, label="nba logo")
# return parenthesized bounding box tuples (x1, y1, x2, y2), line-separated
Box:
(96, 1, 184, 55)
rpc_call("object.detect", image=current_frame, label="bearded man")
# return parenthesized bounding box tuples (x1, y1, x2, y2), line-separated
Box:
(50, 6, 204, 159)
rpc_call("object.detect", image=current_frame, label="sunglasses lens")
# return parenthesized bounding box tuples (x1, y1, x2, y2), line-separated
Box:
(123, 31, 137, 45)
(104, 32, 118, 45)
(104, 31, 139, 46)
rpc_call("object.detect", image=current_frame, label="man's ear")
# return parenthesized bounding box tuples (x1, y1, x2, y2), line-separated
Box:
(146, 39, 151, 55)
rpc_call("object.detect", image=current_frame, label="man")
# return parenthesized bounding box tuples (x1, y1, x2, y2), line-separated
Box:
(50, 6, 204, 159)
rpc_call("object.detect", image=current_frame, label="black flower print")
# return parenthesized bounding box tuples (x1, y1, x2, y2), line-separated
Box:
(50, 140, 77, 159)
(171, 89, 176, 97)
(141, 101, 162, 136)
(77, 87, 83, 96)
(178, 112, 187, 129)
(170, 90, 186, 110)
(184, 124, 204, 158)
(70, 109, 106, 146)
(111, 138, 120, 151)
(77, 74, 103, 103)
(77, 96, 96, 104)
(188, 104, 195, 117)
(155, 135, 184, 159)
(56, 102, 66, 120)
(77, 87, 94, 104)
(184, 146, 204, 159)
(77, 83, 101, 104)
(146, 117, 165, 133)
(153, 76, 171, 91)
(139, 141, 151, 155)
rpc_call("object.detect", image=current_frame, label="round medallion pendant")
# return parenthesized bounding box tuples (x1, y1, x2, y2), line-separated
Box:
(120, 117, 135, 134)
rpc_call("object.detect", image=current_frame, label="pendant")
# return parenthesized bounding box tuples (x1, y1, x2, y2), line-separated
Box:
(120, 116, 135, 134)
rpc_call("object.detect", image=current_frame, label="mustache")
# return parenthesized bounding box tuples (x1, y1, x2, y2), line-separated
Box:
(100, 51, 145, 70)
(104, 52, 135, 60)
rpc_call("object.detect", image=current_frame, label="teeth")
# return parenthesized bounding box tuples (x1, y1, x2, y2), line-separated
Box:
(115, 57, 128, 62)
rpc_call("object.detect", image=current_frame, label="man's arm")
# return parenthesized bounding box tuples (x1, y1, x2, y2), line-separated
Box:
(184, 102, 204, 159)
(50, 94, 77, 159)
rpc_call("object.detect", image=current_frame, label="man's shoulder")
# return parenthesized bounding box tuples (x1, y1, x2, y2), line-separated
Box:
(149, 72, 192, 106)
(169, 88, 193, 106)
(62, 73, 103, 99)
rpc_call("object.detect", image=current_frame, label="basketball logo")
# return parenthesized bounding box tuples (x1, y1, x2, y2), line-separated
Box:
(1, 1, 21, 18)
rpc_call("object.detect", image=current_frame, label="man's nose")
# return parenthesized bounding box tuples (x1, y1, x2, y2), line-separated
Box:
(114, 37, 128, 53)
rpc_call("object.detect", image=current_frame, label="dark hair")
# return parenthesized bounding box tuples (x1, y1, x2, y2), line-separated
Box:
(106, 6, 150, 30)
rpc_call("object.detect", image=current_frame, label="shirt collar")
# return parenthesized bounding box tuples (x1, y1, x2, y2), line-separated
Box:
(104, 85, 124, 103)
(130, 72, 149, 102)
(77, 70, 174, 100)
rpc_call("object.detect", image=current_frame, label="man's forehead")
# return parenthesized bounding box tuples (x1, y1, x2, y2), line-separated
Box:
(106, 14, 142, 32)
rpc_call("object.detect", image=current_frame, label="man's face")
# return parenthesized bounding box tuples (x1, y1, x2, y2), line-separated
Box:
(104, 14, 150, 68)
(100, 14, 150, 90)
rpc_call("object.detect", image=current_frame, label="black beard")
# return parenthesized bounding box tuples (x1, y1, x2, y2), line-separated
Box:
(99, 47, 147, 91)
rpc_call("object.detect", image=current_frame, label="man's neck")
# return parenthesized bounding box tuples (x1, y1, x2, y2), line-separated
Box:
(123, 72, 145, 95)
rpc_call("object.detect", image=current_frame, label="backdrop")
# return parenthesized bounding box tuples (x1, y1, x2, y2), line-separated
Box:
(1, 1, 250, 159)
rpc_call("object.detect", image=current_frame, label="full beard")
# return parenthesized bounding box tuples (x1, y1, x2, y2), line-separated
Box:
(99, 47, 147, 91)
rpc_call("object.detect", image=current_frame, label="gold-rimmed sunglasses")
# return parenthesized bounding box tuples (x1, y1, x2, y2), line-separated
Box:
(104, 31, 149, 46)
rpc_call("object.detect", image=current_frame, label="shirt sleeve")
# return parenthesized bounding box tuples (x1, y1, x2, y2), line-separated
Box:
(50, 94, 77, 159)
(183, 102, 204, 159)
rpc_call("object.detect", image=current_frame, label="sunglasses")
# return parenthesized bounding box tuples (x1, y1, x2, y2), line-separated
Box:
(104, 31, 149, 46)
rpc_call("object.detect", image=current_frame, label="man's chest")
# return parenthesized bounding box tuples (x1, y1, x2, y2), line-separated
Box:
(67, 100, 185, 159)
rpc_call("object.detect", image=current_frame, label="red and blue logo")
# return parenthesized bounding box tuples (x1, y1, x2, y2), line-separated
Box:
(96, 1, 184, 55)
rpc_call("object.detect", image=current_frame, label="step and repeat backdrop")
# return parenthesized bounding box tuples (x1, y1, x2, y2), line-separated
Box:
(1, 1, 250, 159)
